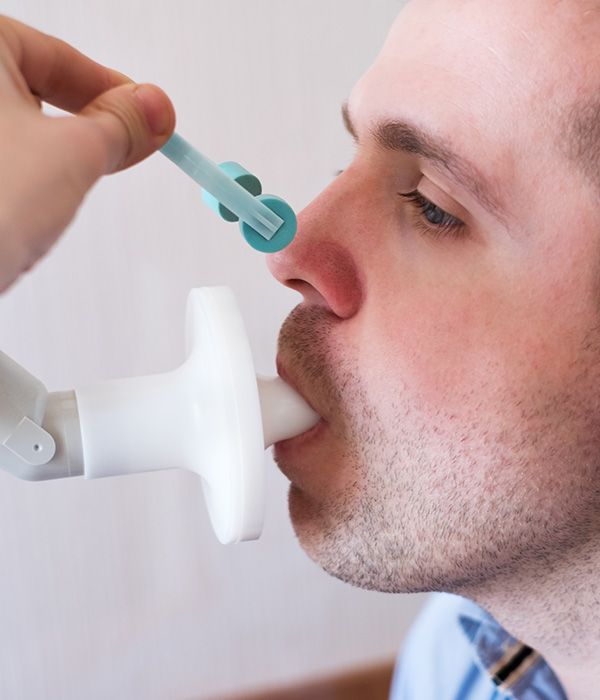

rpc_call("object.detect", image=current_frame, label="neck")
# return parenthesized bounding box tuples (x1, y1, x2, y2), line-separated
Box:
(459, 537, 600, 700)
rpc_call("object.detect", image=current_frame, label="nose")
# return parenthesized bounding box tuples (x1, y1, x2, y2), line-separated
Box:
(266, 177, 364, 319)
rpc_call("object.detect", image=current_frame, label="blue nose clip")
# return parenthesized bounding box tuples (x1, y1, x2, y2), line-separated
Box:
(160, 132, 296, 252)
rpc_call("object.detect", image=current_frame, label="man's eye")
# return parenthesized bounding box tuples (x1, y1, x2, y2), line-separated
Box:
(400, 190, 466, 240)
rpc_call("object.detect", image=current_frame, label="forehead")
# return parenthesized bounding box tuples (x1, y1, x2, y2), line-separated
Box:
(348, 0, 600, 217)
(380, 0, 597, 96)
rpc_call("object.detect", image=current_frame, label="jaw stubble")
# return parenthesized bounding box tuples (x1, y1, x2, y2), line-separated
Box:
(275, 304, 600, 596)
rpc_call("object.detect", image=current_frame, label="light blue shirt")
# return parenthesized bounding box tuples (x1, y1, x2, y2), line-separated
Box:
(390, 593, 567, 700)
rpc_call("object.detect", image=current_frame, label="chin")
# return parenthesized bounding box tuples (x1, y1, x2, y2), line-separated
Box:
(286, 484, 381, 590)
(286, 483, 449, 595)
(287, 485, 335, 565)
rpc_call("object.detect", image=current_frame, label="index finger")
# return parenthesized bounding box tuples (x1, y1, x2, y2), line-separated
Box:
(0, 15, 132, 112)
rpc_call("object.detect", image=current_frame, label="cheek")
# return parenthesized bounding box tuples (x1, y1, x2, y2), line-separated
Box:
(359, 268, 598, 430)
(360, 293, 501, 411)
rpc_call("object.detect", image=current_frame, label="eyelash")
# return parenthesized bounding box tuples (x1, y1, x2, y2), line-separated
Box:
(399, 191, 465, 240)
(334, 170, 466, 241)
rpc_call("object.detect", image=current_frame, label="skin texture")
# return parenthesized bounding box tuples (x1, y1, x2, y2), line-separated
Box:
(0, 15, 175, 292)
(268, 1, 600, 696)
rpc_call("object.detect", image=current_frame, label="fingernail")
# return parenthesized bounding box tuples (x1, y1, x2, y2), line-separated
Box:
(134, 84, 172, 136)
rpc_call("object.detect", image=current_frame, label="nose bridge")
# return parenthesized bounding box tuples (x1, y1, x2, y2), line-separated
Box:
(267, 175, 364, 319)
(302, 173, 362, 240)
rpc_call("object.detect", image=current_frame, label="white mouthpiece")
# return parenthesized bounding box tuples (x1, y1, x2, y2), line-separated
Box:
(73, 287, 320, 545)
(258, 376, 319, 447)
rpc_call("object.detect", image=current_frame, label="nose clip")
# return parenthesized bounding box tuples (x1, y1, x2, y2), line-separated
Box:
(239, 194, 297, 253)
(160, 133, 297, 252)
(202, 161, 262, 222)
(203, 161, 297, 253)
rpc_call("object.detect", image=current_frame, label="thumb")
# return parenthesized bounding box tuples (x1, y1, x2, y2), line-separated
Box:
(68, 82, 175, 182)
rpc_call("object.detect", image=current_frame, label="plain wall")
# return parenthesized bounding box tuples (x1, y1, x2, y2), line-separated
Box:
(0, 2, 426, 699)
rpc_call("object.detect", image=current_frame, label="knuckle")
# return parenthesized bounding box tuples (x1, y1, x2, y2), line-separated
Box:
(89, 94, 142, 171)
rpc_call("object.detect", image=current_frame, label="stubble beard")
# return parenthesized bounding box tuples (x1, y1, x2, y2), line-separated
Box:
(277, 306, 600, 596)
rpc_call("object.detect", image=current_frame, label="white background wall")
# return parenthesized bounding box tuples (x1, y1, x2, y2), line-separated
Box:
(0, 2, 425, 698)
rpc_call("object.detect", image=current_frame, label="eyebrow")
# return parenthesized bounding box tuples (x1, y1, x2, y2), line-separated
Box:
(341, 102, 507, 224)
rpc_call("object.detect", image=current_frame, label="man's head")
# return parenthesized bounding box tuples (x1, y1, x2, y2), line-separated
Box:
(267, 0, 600, 595)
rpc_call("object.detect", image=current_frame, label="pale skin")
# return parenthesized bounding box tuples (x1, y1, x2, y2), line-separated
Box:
(5, 5, 600, 697)
(268, 1, 600, 697)
(0, 15, 175, 292)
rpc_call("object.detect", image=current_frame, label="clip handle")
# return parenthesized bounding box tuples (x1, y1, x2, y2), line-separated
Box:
(160, 132, 283, 239)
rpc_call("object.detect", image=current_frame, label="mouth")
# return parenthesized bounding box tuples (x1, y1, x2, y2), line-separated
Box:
(275, 356, 327, 449)
(274, 414, 327, 449)
(276, 356, 319, 414)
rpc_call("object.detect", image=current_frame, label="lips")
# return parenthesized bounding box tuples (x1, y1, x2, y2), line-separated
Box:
(275, 418, 329, 451)
(275, 355, 327, 446)
(276, 356, 321, 417)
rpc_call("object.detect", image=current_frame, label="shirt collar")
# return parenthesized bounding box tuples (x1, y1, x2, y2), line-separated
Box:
(457, 598, 567, 699)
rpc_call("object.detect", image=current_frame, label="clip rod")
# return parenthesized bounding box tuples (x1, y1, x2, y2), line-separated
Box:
(160, 133, 283, 240)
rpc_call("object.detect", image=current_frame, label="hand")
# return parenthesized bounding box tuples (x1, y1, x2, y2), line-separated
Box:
(0, 15, 176, 291)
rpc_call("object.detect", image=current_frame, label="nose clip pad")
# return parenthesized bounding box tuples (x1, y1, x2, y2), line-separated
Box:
(239, 194, 297, 253)
(201, 161, 297, 253)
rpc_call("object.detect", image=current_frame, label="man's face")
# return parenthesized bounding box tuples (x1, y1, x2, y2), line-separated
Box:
(267, 0, 600, 594)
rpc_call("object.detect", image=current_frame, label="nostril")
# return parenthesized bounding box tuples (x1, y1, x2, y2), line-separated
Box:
(287, 278, 307, 289)
(285, 279, 329, 307)
(267, 224, 362, 318)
